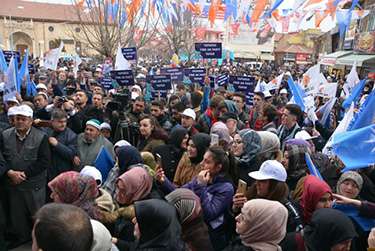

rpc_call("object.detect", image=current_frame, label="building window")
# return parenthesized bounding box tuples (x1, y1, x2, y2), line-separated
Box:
(48, 26, 54, 32)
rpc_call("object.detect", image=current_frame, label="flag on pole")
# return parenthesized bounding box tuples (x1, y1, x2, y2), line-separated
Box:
(342, 79, 366, 109)
(44, 42, 64, 71)
(3, 57, 17, 102)
(332, 124, 375, 171)
(348, 90, 375, 131)
(323, 102, 355, 155)
(115, 46, 131, 70)
(345, 61, 360, 90)
(301, 64, 321, 95)
(17, 49, 29, 92)
(94, 146, 115, 182)
(0, 49, 7, 73)
(305, 153, 323, 180)
(316, 97, 337, 126)
(288, 76, 306, 111)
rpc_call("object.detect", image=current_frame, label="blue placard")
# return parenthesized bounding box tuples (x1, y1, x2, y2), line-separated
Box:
(160, 67, 184, 81)
(229, 75, 256, 105)
(217, 74, 228, 86)
(4, 51, 20, 63)
(151, 89, 168, 99)
(111, 70, 134, 86)
(147, 74, 172, 90)
(121, 47, 137, 61)
(100, 78, 113, 89)
(195, 42, 222, 59)
(184, 68, 206, 85)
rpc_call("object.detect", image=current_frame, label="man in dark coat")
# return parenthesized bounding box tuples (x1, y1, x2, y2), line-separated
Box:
(0, 105, 51, 248)
(45, 109, 78, 181)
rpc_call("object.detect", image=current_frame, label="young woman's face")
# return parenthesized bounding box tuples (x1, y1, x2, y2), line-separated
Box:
(315, 192, 333, 210)
(202, 151, 222, 176)
(256, 180, 270, 197)
(231, 134, 244, 157)
(187, 140, 197, 158)
(180, 134, 189, 150)
(49, 188, 62, 203)
(281, 151, 289, 169)
(139, 118, 153, 138)
(235, 212, 250, 235)
(339, 180, 360, 199)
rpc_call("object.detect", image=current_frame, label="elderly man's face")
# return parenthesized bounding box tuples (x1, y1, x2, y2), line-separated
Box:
(15, 115, 33, 132)
(84, 125, 100, 143)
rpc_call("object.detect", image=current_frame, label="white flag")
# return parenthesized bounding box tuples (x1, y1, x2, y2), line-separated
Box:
(115, 46, 131, 70)
(3, 57, 17, 101)
(345, 61, 360, 91)
(73, 55, 82, 77)
(316, 97, 337, 125)
(266, 73, 284, 91)
(301, 64, 321, 95)
(44, 42, 64, 71)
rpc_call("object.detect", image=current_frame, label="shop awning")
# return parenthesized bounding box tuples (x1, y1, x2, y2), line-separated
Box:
(336, 53, 375, 67)
(319, 51, 352, 66)
(260, 53, 274, 61)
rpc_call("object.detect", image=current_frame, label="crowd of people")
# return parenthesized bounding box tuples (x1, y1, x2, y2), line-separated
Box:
(0, 57, 374, 251)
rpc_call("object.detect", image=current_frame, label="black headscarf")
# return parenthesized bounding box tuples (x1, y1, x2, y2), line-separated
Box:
(190, 133, 211, 164)
(134, 199, 184, 251)
(117, 145, 143, 174)
(168, 128, 188, 149)
(304, 208, 357, 251)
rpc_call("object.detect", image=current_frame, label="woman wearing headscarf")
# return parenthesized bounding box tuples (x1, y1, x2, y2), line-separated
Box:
(225, 199, 288, 251)
(300, 175, 332, 224)
(231, 129, 261, 185)
(333, 171, 374, 251)
(165, 188, 214, 251)
(157, 133, 211, 188)
(131, 199, 186, 251)
(210, 121, 233, 151)
(256, 131, 282, 164)
(111, 167, 162, 248)
(282, 141, 312, 191)
(304, 208, 358, 251)
(153, 128, 189, 180)
(117, 145, 144, 174)
(48, 171, 116, 223)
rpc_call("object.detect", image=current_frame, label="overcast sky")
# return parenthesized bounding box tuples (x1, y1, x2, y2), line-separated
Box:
(22, 0, 73, 5)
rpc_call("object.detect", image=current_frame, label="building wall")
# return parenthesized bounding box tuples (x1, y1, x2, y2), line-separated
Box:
(0, 17, 94, 57)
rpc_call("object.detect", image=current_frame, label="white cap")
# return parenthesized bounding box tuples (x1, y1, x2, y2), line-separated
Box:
(5, 96, 20, 105)
(7, 106, 18, 116)
(114, 140, 131, 149)
(280, 89, 288, 94)
(99, 122, 111, 131)
(81, 166, 103, 186)
(131, 85, 142, 93)
(90, 220, 113, 251)
(95, 67, 102, 72)
(86, 119, 101, 130)
(295, 130, 318, 141)
(14, 104, 33, 118)
(248, 160, 287, 182)
(181, 108, 196, 120)
(36, 83, 47, 90)
(263, 90, 272, 98)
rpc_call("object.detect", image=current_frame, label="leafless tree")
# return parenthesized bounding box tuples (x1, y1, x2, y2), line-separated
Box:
(68, 0, 160, 58)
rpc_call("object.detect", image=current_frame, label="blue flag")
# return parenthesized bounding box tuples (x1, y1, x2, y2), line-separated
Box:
(334, 204, 375, 231)
(94, 147, 115, 182)
(0, 49, 7, 73)
(305, 153, 323, 180)
(348, 90, 375, 131)
(18, 49, 29, 92)
(342, 79, 366, 109)
(265, 0, 284, 17)
(332, 124, 375, 171)
(287, 76, 306, 111)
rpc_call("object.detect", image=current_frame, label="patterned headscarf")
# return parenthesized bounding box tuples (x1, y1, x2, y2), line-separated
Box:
(257, 131, 280, 158)
(336, 171, 363, 198)
(239, 199, 288, 251)
(238, 129, 261, 163)
(284, 143, 311, 180)
(48, 171, 99, 218)
(165, 188, 202, 224)
(115, 167, 153, 205)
